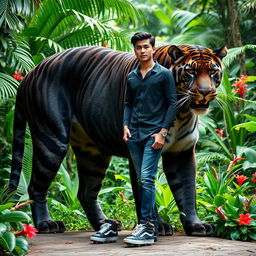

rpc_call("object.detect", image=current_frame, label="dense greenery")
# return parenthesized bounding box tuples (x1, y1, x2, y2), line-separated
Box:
(1, 1, 256, 254)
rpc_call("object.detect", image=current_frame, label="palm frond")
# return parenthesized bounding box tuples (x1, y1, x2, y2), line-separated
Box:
(171, 10, 199, 31)
(0, 0, 35, 30)
(217, 91, 256, 106)
(242, 0, 256, 13)
(222, 44, 256, 68)
(24, 0, 143, 55)
(196, 152, 229, 165)
(0, 72, 19, 100)
(17, 127, 32, 199)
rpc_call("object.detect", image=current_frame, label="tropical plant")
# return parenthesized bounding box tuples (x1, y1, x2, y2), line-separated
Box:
(0, 186, 37, 256)
(197, 162, 256, 241)
(197, 72, 256, 170)
(23, 0, 145, 64)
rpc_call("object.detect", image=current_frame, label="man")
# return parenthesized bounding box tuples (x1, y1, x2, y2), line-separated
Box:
(122, 32, 177, 245)
(90, 32, 176, 245)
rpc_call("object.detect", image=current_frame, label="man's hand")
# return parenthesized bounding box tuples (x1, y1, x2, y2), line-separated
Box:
(151, 128, 168, 149)
(123, 125, 131, 142)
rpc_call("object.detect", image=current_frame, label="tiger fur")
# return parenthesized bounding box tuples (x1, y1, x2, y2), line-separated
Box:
(9, 44, 227, 236)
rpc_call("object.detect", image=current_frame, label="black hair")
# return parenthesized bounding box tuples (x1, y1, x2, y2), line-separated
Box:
(131, 32, 155, 47)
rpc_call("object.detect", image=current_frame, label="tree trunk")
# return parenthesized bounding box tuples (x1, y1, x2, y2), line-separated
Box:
(227, 0, 246, 75)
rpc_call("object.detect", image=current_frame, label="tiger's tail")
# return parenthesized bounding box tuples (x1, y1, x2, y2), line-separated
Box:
(9, 86, 26, 190)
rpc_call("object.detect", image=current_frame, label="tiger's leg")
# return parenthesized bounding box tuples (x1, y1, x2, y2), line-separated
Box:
(72, 146, 111, 231)
(28, 133, 68, 233)
(162, 148, 213, 236)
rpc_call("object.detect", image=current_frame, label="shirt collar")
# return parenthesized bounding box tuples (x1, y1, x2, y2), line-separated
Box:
(135, 61, 160, 75)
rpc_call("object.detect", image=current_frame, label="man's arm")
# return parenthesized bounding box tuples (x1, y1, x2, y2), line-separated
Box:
(162, 70, 177, 129)
(123, 78, 132, 142)
(151, 70, 176, 149)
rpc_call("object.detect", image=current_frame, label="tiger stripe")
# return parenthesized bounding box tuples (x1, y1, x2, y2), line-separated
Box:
(9, 44, 227, 235)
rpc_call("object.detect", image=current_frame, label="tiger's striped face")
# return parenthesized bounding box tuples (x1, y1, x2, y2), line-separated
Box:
(168, 45, 227, 115)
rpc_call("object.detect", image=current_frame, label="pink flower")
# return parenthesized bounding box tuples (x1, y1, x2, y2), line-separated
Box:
(234, 174, 248, 186)
(252, 174, 256, 182)
(214, 128, 223, 139)
(15, 224, 38, 239)
(237, 213, 253, 225)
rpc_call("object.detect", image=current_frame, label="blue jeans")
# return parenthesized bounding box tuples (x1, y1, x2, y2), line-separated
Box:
(127, 136, 162, 227)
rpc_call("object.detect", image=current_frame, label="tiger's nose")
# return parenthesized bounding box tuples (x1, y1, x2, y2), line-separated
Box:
(198, 88, 211, 95)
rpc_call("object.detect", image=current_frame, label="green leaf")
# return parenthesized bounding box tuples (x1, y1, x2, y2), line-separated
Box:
(98, 186, 130, 195)
(248, 232, 256, 241)
(0, 232, 16, 252)
(0, 211, 30, 223)
(114, 174, 131, 183)
(233, 121, 256, 132)
(0, 203, 15, 213)
(240, 226, 248, 234)
(15, 237, 29, 253)
(230, 230, 240, 240)
(214, 195, 226, 207)
(0, 223, 7, 234)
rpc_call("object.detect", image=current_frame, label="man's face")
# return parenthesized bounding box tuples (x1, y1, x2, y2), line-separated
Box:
(134, 39, 155, 62)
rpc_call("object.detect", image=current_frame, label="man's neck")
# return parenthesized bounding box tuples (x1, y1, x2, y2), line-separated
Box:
(139, 59, 155, 72)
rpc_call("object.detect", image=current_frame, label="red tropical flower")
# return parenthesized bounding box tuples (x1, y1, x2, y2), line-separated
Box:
(237, 213, 253, 225)
(214, 128, 223, 139)
(15, 224, 38, 239)
(232, 75, 249, 99)
(227, 154, 245, 172)
(102, 40, 107, 47)
(215, 205, 228, 220)
(240, 75, 248, 82)
(234, 174, 248, 186)
(11, 69, 24, 81)
(252, 174, 256, 182)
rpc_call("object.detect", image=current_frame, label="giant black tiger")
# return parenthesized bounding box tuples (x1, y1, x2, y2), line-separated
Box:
(9, 44, 227, 236)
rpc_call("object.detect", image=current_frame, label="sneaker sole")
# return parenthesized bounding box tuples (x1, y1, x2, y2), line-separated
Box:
(90, 236, 118, 243)
(123, 238, 154, 245)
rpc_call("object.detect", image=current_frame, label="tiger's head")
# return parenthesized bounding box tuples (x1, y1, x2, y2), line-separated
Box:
(167, 45, 227, 115)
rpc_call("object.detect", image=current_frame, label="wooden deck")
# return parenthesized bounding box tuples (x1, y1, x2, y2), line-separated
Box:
(28, 231, 256, 256)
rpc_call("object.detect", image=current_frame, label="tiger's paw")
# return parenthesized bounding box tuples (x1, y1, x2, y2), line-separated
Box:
(183, 221, 214, 236)
(37, 220, 66, 234)
(158, 221, 173, 236)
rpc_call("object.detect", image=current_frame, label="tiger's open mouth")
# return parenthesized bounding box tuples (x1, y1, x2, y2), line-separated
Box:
(191, 100, 210, 109)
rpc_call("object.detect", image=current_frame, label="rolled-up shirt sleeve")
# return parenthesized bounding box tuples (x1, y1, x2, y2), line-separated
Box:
(162, 71, 177, 129)
(123, 77, 132, 127)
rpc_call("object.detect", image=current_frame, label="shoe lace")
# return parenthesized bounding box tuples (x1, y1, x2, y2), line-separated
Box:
(132, 224, 144, 236)
(98, 223, 111, 234)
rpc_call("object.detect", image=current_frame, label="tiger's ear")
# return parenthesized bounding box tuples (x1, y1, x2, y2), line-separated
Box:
(213, 46, 227, 59)
(168, 45, 185, 64)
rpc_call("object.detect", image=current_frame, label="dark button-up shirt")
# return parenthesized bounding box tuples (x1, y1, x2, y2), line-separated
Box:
(123, 61, 177, 139)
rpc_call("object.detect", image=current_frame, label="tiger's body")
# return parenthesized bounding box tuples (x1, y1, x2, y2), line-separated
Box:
(9, 45, 227, 236)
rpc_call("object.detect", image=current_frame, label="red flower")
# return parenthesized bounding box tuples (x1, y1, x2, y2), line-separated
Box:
(227, 154, 245, 173)
(234, 174, 248, 186)
(237, 213, 253, 225)
(11, 69, 24, 81)
(252, 174, 256, 182)
(240, 75, 248, 82)
(15, 224, 38, 239)
(102, 40, 107, 47)
(232, 75, 249, 99)
(214, 128, 223, 139)
(215, 205, 228, 220)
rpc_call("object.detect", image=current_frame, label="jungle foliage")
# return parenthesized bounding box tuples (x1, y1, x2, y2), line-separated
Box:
(0, 2, 256, 254)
